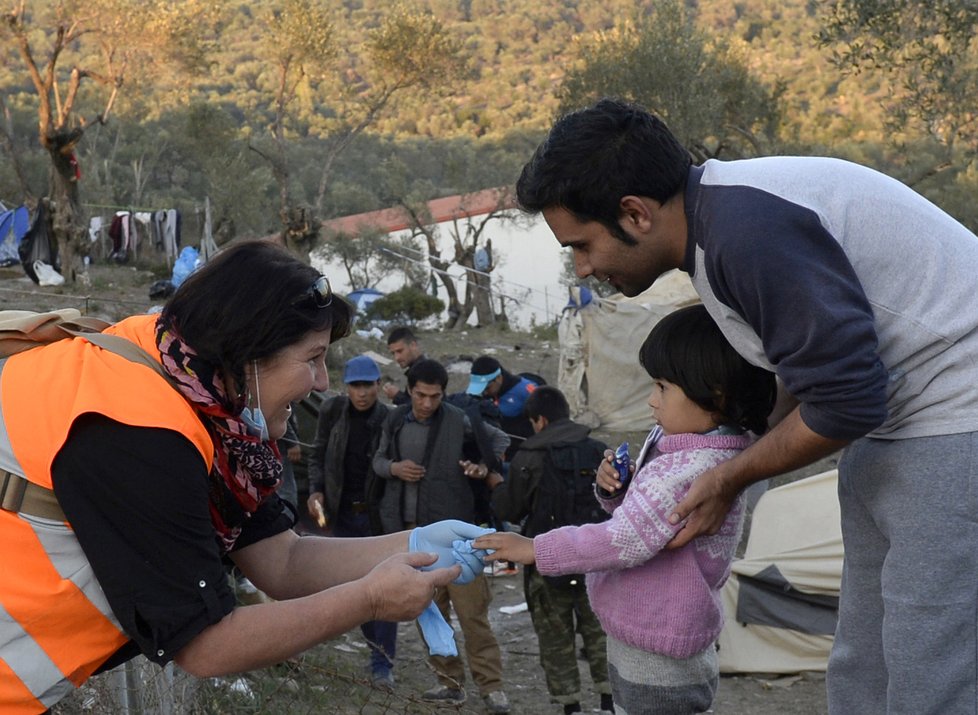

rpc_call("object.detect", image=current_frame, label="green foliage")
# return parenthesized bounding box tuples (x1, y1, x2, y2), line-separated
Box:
(365, 4, 466, 92)
(366, 285, 445, 324)
(3, 0, 978, 245)
(262, 0, 337, 72)
(558, 0, 781, 159)
(817, 0, 978, 157)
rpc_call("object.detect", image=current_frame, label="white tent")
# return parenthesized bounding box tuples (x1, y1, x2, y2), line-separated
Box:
(557, 270, 699, 432)
(718, 469, 843, 673)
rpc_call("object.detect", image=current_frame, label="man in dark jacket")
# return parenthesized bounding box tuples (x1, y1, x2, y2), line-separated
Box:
(466, 355, 539, 461)
(481, 386, 613, 715)
(372, 359, 512, 714)
(306, 355, 396, 689)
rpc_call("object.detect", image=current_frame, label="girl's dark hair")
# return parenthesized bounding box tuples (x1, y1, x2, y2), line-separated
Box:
(639, 304, 777, 434)
(161, 239, 353, 393)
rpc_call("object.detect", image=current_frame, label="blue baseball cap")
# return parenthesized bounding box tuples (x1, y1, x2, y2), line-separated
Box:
(343, 355, 381, 383)
(466, 356, 502, 395)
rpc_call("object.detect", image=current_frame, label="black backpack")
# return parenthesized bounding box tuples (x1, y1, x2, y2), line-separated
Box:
(525, 437, 609, 587)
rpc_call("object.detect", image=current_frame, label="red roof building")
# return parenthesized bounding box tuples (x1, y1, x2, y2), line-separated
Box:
(320, 186, 516, 236)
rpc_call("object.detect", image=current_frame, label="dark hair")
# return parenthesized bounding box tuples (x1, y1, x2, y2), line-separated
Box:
(162, 239, 352, 394)
(387, 325, 417, 345)
(517, 98, 692, 245)
(471, 355, 501, 376)
(639, 304, 776, 434)
(524, 385, 570, 423)
(407, 358, 448, 390)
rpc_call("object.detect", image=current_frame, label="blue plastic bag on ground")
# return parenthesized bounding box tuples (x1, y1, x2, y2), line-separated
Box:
(171, 246, 200, 288)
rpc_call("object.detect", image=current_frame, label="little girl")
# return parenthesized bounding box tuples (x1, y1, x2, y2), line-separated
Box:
(474, 304, 777, 715)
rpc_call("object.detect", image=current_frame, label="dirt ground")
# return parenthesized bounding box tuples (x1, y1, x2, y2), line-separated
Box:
(296, 320, 834, 715)
(9, 264, 830, 714)
(302, 568, 828, 715)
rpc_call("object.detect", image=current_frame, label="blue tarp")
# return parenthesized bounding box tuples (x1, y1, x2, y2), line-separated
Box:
(0, 206, 29, 266)
(346, 287, 385, 313)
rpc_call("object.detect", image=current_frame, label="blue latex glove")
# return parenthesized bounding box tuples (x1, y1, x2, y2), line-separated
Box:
(409, 520, 495, 585)
(453, 539, 494, 583)
(418, 602, 458, 657)
(414, 538, 493, 656)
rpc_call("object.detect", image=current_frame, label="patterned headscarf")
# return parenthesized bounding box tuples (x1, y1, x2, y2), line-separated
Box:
(156, 318, 282, 552)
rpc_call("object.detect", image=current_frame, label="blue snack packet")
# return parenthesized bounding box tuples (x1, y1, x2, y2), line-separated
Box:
(613, 441, 630, 487)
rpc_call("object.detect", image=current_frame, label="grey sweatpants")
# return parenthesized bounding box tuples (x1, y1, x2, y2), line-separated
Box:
(828, 433, 978, 714)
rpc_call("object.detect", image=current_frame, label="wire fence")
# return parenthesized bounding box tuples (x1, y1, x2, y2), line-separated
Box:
(49, 572, 543, 715)
(377, 244, 565, 323)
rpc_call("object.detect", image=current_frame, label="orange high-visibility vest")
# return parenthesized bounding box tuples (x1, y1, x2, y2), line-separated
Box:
(0, 314, 213, 714)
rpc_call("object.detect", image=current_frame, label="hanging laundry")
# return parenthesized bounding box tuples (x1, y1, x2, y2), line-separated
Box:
(19, 200, 63, 284)
(150, 208, 181, 261)
(88, 215, 103, 244)
(164, 208, 181, 257)
(108, 211, 134, 263)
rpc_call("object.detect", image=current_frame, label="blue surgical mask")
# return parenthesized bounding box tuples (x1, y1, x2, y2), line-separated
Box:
(241, 361, 269, 441)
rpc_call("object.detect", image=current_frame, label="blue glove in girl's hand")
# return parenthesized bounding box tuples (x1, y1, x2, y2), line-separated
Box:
(453, 539, 494, 584)
(409, 520, 495, 584)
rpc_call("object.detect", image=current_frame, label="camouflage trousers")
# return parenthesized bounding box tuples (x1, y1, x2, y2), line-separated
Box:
(525, 567, 612, 705)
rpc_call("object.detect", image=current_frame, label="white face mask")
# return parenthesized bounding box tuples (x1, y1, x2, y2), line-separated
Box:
(240, 360, 269, 441)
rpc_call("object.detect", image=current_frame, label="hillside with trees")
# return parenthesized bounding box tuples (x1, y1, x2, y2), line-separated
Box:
(2, 0, 976, 282)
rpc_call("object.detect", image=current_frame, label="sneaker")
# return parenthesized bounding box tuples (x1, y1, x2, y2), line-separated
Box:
(422, 685, 466, 705)
(483, 690, 510, 714)
(492, 562, 519, 576)
(370, 668, 395, 692)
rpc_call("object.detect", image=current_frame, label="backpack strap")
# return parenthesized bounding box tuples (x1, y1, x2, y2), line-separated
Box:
(64, 329, 179, 389)
(0, 324, 180, 523)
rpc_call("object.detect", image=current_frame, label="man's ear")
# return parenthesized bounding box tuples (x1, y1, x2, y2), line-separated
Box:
(619, 195, 658, 233)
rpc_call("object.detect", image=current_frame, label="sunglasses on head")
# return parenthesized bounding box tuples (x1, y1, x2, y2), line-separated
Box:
(292, 275, 332, 309)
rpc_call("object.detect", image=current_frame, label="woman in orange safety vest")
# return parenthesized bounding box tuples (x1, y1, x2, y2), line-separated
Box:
(0, 240, 487, 713)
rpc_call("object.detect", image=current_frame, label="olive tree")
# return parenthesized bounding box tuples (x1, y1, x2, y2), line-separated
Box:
(558, 0, 782, 162)
(1, 0, 221, 281)
(817, 0, 978, 186)
(246, 1, 467, 258)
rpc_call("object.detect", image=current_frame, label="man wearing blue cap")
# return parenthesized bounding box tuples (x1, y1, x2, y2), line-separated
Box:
(307, 355, 397, 690)
(467, 356, 540, 461)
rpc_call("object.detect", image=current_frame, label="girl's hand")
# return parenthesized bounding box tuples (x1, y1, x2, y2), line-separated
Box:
(472, 532, 536, 565)
(596, 450, 628, 493)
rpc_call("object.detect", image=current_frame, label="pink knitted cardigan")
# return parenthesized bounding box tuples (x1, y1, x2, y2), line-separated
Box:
(533, 431, 751, 658)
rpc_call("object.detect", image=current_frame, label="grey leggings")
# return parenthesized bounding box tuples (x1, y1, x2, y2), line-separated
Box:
(828, 433, 978, 714)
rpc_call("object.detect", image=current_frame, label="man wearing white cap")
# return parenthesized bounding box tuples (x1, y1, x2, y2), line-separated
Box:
(467, 356, 540, 461)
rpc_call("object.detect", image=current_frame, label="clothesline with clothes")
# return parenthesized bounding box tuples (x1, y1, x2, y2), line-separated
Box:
(87, 208, 182, 264)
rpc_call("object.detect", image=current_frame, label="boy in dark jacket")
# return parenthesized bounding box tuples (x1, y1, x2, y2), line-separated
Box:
(483, 386, 613, 715)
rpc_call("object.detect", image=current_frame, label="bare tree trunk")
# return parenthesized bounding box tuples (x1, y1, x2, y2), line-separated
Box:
(413, 225, 463, 328)
(431, 253, 462, 328)
(280, 206, 318, 263)
(47, 136, 85, 283)
(472, 270, 494, 326)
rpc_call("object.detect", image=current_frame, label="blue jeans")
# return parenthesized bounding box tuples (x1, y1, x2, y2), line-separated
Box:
(332, 510, 398, 673)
